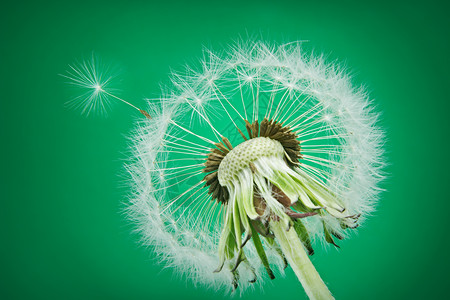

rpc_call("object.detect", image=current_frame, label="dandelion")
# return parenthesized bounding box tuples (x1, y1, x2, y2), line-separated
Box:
(124, 41, 385, 299)
(66, 41, 385, 299)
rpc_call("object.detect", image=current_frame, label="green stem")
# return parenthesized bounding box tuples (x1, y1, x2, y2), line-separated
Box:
(270, 220, 334, 300)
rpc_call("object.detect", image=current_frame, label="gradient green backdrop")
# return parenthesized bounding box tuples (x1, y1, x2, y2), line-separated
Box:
(1, 0, 449, 299)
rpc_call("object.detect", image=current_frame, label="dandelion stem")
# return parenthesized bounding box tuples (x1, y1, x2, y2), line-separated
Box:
(270, 220, 334, 300)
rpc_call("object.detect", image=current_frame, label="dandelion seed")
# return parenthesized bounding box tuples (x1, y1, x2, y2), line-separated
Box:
(78, 41, 384, 299)
(60, 55, 114, 116)
(62, 54, 151, 118)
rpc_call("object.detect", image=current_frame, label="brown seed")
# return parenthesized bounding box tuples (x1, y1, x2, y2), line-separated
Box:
(259, 118, 269, 137)
(253, 192, 266, 216)
(208, 179, 219, 193)
(285, 147, 299, 157)
(272, 185, 292, 207)
(222, 136, 233, 150)
(286, 210, 318, 219)
(214, 142, 229, 154)
(268, 123, 281, 136)
(245, 120, 253, 138)
(280, 139, 301, 148)
(270, 132, 289, 140)
(251, 120, 260, 138)
(221, 188, 230, 203)
(211, 185, 221, 200)
(211, 148, 226, 156)
(207, 151, 224, 157)
(203, 165, 219, 173)
(204, 160, 220, 167)
(217, 190, 225, 204)
(203, 172, 218, 185)
(237, 128, 248, 141)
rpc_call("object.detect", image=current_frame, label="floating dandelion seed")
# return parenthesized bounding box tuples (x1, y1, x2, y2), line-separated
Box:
(61, 55, 114, 116)
(62, 55, 151, 118)
(66, 41, 385, 299)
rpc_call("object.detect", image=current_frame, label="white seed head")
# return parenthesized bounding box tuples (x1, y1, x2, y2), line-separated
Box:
(125, 40, 386, 293)
(218, 137, 284, 186)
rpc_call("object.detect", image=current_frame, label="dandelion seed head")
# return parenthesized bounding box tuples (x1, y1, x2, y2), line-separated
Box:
(125, 40, 386, 293)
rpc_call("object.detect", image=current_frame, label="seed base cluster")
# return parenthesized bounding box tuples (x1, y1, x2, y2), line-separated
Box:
(218, 137, 284, 186)
(202, 118, 302, 204)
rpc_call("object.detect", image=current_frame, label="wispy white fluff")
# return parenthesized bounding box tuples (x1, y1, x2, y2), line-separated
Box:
(61, 54, 118, 116)
(125, 40, 385, 293)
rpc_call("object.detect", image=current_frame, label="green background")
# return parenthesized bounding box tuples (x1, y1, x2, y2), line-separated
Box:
(1, 0, 449, 299)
